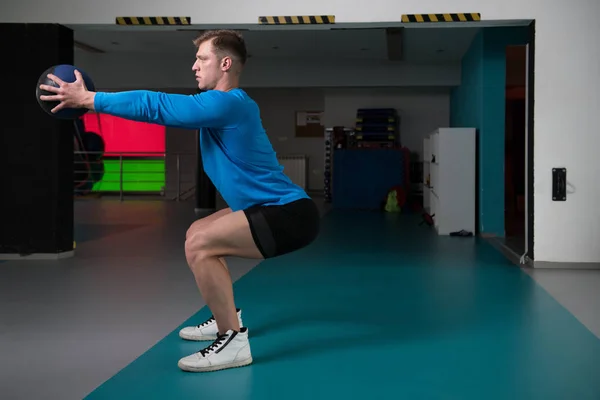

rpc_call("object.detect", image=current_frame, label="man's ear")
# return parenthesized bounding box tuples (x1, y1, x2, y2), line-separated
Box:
(221, 56, 232, 71)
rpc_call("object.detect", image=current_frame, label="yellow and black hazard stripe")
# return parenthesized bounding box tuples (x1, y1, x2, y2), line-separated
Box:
(116, 17, 191, 25)
(401, 13, 480, 23)
(258, 15, 335, 25)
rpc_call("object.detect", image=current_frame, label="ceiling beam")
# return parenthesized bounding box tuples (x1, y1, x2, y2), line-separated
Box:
(385, 27, 403, 61)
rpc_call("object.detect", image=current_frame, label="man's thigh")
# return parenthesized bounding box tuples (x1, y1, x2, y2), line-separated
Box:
(191, 210, 264, 260)
(186, 207, 232, 239)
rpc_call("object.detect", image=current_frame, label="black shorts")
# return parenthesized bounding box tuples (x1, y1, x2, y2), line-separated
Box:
(243, 198, 320, 259)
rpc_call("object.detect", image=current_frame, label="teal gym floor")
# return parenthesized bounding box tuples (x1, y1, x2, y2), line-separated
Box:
(2, 200, 600, 399)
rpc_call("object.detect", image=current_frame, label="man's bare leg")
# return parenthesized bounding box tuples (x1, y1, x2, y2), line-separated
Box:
(190, 255, 240, 333)
(185, 210, 263, 334)
(179, 207, 241, 341)
(179, 210, 262, 372)
(186, 208, 232, 281)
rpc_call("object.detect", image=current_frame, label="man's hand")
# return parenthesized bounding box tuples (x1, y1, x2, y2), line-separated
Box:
(39, 70, 96, 114)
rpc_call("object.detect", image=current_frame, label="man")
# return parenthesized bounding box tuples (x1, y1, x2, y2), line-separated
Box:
(39, 30, 320, 372)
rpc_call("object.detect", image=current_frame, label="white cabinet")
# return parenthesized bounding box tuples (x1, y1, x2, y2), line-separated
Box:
(422, 128, 476, 235)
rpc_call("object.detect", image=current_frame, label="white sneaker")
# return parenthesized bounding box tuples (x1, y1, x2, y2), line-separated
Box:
(178, 328, 253, 372)
(179, 309, 243, 341)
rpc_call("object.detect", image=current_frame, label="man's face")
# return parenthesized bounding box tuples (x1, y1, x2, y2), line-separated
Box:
(192, 40, 222, 90)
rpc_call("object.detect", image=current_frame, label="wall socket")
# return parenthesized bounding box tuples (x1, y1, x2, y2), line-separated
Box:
(552, 168, 566, 201)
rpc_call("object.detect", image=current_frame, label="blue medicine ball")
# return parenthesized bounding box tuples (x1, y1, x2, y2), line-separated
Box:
(36, 64, 96, 120)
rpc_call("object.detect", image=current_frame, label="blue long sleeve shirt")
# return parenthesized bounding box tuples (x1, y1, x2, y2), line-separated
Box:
(94, 89, 309, 211)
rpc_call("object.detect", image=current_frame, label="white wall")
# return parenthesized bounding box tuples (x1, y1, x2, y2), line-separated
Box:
(5, 0, 600, 263)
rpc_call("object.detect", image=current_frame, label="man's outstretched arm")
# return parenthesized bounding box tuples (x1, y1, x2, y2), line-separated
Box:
(87, 90, 239, 129)
(39, 71, 239, 128)
(93, 90, 238, 129)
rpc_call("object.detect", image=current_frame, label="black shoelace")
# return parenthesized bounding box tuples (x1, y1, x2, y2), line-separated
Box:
(197, 316, 215, 328)
(199, 333, 228, 356)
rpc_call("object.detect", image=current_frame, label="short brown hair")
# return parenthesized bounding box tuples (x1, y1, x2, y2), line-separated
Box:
(193, 29, 247, 65)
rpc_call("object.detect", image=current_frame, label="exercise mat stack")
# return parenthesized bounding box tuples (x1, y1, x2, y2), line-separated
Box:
(352, 108, 400, 148)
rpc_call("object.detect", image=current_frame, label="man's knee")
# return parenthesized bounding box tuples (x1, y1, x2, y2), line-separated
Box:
(185, 230, 216, 268)
(186, 208, 232, 240)
(185, 226, 195, 241)
(186, 220, 206, 240)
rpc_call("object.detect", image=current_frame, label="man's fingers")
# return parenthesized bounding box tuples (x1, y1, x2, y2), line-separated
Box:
(73, 70, 88, 90)
(39, 94, 62, 101)
(47, 73, 65, 86)
(51, 103, 65, 113)
(39, 84, 60, 93)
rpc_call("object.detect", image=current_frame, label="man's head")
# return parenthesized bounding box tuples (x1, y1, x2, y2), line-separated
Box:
(192, 30, 247, 91)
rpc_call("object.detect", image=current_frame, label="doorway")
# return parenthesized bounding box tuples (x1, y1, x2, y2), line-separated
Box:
(503, 20, 535, 262)
(504, 45, 527, 254)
